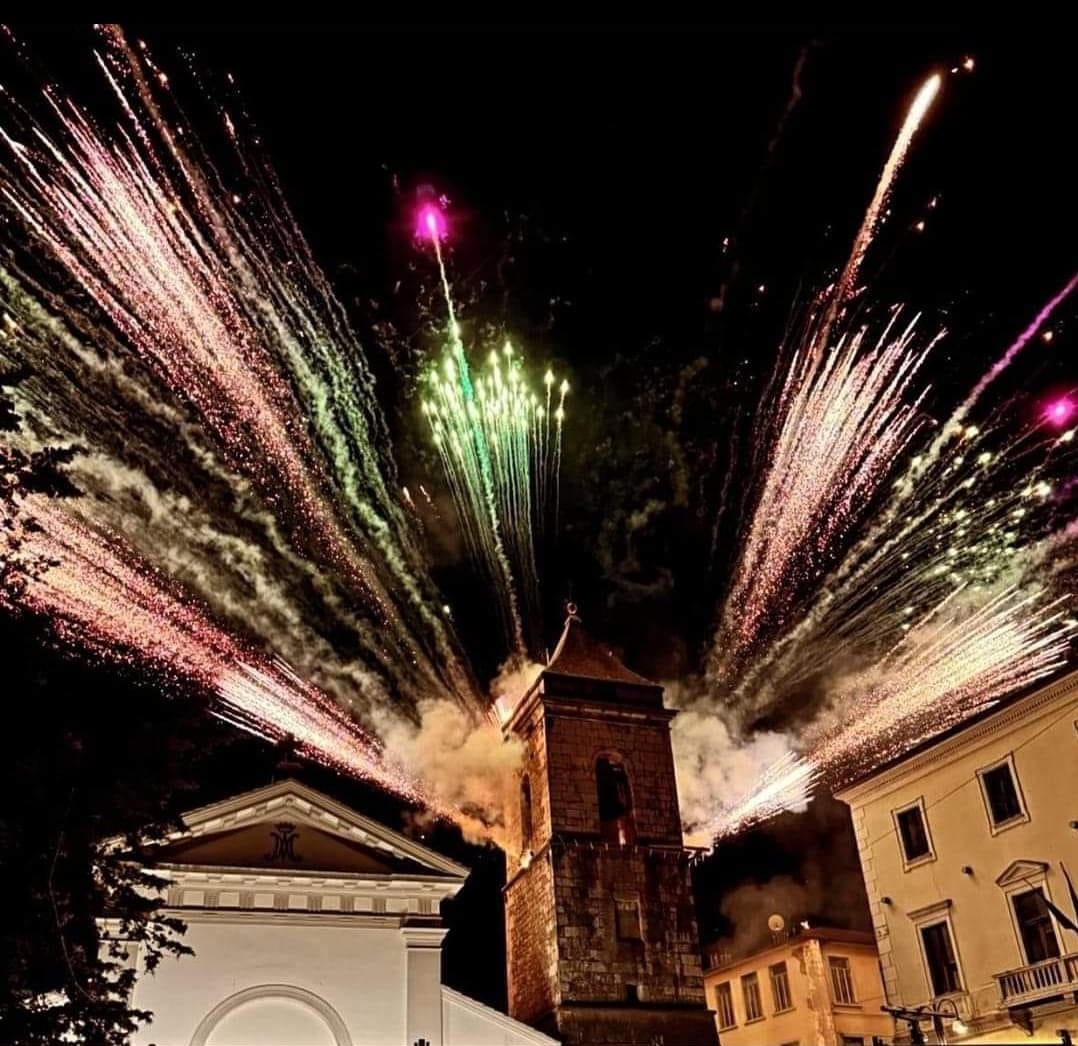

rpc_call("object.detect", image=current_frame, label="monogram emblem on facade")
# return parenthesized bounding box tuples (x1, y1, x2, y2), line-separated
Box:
(264, 822, 303, 863)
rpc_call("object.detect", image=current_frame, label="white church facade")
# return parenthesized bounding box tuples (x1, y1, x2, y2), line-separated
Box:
(109, 778, 557, 1046)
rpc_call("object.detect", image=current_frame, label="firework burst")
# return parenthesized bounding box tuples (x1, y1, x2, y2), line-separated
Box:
(417, 205, 568, 655)
(0, 27, 479, 714)
(697, 74, 1078, 837)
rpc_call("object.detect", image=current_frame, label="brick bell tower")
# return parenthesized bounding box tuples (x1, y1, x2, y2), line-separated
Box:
(502, 607, 718, 1045)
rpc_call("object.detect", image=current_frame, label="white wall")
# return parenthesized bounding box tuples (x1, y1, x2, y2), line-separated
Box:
(132, 917, 406, 1046)
(839, 676, 1078, 1032)
(442, 987, 558, 1046)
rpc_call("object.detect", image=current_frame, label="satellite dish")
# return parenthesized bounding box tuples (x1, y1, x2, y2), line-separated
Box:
(767, 913, 786, 934)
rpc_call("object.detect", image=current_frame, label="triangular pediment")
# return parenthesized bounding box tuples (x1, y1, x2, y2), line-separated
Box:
(996, 859, 1048, 887)
(140, 779, 467, 880)
(151, 821, 436, 876)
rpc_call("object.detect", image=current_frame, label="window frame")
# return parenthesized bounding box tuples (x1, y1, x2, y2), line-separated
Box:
(741, 970, 764, 1023)
(769, 959, 794, 1014)
(713, 979, 737, 1031)
(519, 774, 533, 852)
(595, 752, 637, 845)
(1000, 867, 1063, 967)
(1009, 886, 1062, 965)
(828, 955, 858, 1006)
(910, 903, 965, 999)
(975, 753, 1029, 834)
(891, 795, 936, 869)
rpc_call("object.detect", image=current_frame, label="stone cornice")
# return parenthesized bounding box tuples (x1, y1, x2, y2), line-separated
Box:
(836, 670, 1078, 805)
(160, 863, 461, 897)
(906, 897, 952, 921)
(506, 689, 677, 736)
(161, 907, 405, 929)
(400, 922, 449, 948)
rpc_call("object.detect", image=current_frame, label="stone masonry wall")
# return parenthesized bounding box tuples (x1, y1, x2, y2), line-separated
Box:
(505, 707, 552, 880)
(553, 844, 706, 1006)
(544, 712, 682, 844)
(505, 850, 559, 1025)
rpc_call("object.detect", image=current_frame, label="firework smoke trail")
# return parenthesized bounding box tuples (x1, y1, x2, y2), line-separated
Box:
(697, 73, 1078, 837)
(418, 204, 568, 654)
(714, 312, 938, 677)
(711, 75, 943, 679)
(812, 586, 1075, 772)
(704, 753, 821, 839)
(0, 28, 478, 709)
(712, 70, 965, 687)
(0, 270, 413, 712)
(735, 278, 1078, 705)
(704, 364, 1078, 832)
(832, 73, 942, 313)
(707, 584, 1075, 839)
(947, 271, 1078, 427)
(703, 395, 1078, 833)
(0, 496, 423, 798)
(728, 411, 1075, 714)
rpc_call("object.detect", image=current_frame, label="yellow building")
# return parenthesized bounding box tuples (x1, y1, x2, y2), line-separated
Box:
(836, 669, 1078, 1044)
(702, 926, 894, 1045)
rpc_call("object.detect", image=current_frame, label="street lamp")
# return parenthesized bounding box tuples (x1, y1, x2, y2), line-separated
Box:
(881, 1005, 928, 1044)
(934, 997, 968, 1041)
(882, 1001, 967, 1044)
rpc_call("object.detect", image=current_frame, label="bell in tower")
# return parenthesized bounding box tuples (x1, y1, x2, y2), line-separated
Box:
(501, 606, 719, 1045)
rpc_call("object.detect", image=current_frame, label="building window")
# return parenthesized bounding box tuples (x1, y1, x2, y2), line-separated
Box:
(829, 956, 857, 1004)
(1012, 888, 1061, 964)
(842, 1038, 866, 1046)
(769, 960, 793, 1012)
(615, 899, 642, 941)
(714, 981, 736, 1030)
(921, 920, 961, 995)
(977, 756, 1027, 830)
(596, 755, 636, 845)
(895, 801, 932, 864)
(741, 971, 763, 1021)
(519, 775, 533, 851)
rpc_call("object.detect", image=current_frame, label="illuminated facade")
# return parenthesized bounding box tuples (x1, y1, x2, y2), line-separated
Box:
(702, 927, 893, 1046)
(836, 669, 1078, 1044)
(108, 778, 556, 1046)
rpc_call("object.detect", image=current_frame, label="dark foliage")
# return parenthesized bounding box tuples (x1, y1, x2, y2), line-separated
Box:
(0, 370, 235, 1045)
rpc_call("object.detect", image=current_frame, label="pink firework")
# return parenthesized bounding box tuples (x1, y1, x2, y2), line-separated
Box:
(417, 202, 447, 242)
(3, 499, 431, 803)
(1044, 396, 1076, 429)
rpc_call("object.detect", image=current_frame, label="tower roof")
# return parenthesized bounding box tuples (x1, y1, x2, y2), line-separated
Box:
(544, 610, 658, 688)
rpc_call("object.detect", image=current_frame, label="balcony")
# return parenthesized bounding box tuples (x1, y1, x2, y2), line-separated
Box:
(994, 952, 1078, 1007)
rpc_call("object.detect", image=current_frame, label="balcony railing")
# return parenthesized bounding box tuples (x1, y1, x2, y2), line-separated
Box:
(994, 952, 1078, 1007)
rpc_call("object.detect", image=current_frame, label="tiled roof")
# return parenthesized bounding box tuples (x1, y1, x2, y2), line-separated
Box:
(544, 614, 658, 688)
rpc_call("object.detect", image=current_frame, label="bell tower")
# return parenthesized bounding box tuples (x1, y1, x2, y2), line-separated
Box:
(502, 608, 718, 1045)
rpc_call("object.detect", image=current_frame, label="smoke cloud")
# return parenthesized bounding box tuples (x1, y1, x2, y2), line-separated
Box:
(671, 704, 803, 844)
(376, 700, 523, 848)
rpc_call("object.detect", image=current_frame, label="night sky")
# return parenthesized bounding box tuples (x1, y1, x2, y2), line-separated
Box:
(157, 25, 1075, 681)
(5, 25, 1076, 1011)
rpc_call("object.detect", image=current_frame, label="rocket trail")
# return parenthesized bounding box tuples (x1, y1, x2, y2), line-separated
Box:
(418, 202, 568, 657)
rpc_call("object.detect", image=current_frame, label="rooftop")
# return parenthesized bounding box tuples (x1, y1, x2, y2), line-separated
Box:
(543, 608, 659, 689)
(704, 926, 877, 972)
